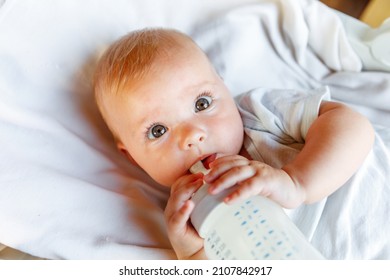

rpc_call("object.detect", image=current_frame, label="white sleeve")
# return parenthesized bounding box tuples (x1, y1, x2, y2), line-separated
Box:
(236, 86, 331, 143)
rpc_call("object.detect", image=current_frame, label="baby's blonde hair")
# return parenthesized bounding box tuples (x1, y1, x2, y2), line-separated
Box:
(94, 28, 198, 138)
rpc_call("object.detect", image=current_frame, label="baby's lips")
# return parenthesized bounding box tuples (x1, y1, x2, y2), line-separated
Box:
(202, 153, 217, 169)
(189, 154, 217, 174)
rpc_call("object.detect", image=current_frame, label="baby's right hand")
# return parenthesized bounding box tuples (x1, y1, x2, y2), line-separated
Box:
(164, 173, 207, 260)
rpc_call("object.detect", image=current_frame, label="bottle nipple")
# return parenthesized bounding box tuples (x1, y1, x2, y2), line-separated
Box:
(190, 161, 209, 175)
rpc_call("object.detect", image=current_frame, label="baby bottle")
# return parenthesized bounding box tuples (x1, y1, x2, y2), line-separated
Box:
(189, 161, 324, 260)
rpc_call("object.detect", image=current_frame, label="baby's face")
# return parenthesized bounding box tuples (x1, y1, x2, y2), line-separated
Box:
(106, 49, 244, 186)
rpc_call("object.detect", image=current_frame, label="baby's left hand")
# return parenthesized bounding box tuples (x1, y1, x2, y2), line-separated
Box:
(204, 155, 305, 208)
(164, 173, 206, 259)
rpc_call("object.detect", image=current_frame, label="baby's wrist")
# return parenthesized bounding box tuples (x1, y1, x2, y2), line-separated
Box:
(280, 167, 306, 208)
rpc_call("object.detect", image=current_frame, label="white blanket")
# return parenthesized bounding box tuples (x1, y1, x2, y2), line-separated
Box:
(1, 0, 389, 259)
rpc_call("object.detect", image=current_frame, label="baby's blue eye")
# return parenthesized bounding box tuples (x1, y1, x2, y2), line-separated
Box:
(195, 95, 212, 112)
(147, 124, 167, 139)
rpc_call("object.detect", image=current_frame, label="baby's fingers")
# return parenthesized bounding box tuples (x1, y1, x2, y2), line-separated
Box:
(208, 165, 256, 194)
(224, 177, 267, 204)
(205, 155, 249, 183)
(166, 200, 195, 234)
(171, 173, 203, 192)
(165, 177, 203, 221)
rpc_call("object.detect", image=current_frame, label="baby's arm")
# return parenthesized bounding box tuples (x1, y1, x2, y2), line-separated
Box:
(164, 173, 207, 260)
(205, 101, 375, 208)
(282, 101, 375, 204)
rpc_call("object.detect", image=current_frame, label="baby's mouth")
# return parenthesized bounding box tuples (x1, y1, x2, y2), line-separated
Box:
(189, 154, 217, 174)
(201, 153, 217, 169)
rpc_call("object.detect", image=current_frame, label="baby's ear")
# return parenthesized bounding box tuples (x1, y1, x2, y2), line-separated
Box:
(116, 142, 139, 167)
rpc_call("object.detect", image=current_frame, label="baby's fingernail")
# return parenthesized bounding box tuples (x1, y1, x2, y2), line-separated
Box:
(224, 196, 236, 205)
(209, 184, 221, 195)
(207, 185, 215, 194)
(204, 173, 214, 183)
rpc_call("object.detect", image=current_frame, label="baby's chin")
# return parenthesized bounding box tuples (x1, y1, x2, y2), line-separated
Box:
(152, 171, 191, 187)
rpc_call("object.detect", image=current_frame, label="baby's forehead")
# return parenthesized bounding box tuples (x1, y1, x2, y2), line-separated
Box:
(105, 36, 215, 107)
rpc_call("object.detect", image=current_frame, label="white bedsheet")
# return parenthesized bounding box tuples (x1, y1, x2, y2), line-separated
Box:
(0, 0, 389, 259)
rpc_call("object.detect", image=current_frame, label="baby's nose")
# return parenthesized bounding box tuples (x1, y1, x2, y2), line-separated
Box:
(179, 124, 206, 150)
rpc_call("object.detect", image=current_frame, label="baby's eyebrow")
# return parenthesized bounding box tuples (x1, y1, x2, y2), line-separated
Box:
(186, 80, 216, 91)
(136, 117, 155, 132)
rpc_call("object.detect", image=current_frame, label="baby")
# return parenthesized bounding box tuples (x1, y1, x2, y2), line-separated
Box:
(94, 28, 374, 259)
